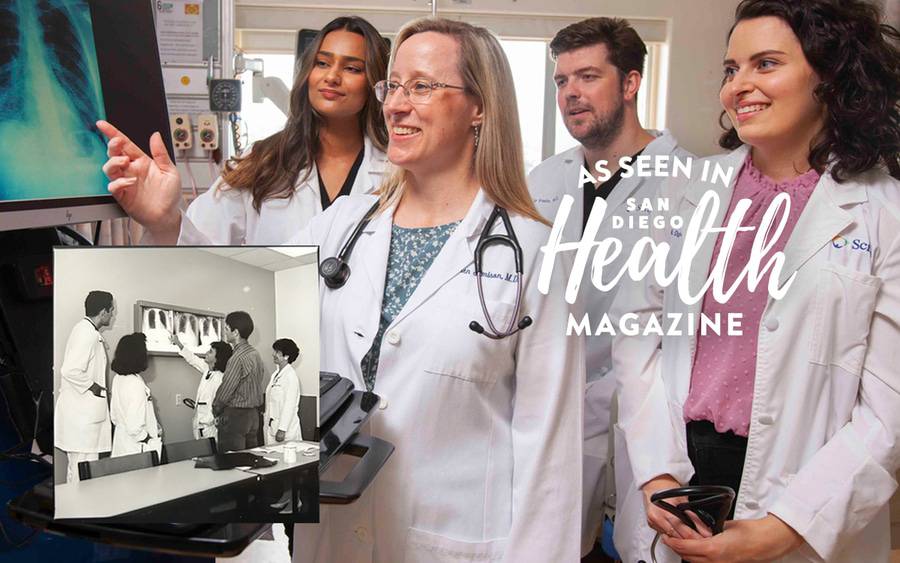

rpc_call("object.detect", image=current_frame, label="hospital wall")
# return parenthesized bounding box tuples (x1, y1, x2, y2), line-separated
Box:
(235, 0, 742, 157)
(274, 262, 319, 401)
(53, 248, 277, 483)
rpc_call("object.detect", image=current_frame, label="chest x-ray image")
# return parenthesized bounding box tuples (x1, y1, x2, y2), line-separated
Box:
(175, 312, 199, 351)
(0, 0, 108, 202)
(142, 306, 174, 353)
(198, 316, 222, 350)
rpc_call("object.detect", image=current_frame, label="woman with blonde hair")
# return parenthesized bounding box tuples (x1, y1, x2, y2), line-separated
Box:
(291, 17, 584, 563)
(98, 16, 390, 245)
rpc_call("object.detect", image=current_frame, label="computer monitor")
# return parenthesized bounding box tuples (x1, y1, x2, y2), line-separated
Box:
(0, 0, 172, 232)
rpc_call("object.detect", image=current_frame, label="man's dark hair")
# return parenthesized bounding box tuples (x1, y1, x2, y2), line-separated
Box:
(84, 290, 114, 317)
(225, 311, 254, 339)
(111, 333, 148, 375)
(549, 17, 647, 77)
(209, 341, 233, 372)
(272, 338, 300, 364)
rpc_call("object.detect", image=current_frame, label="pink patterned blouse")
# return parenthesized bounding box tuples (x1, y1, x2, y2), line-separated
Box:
(682, 155, 820, 437)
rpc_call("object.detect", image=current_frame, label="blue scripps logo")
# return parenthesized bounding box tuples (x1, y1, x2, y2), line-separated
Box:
(831, 236, 871, 252)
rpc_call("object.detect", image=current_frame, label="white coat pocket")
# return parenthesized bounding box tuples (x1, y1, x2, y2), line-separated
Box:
(84, 392, 108, 423)
(423, 299, 516, 384)
(404, 527, 506, 562)
(809, 264, 881, 376)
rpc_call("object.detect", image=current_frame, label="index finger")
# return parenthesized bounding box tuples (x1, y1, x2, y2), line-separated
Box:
(96, 120, 147, 160)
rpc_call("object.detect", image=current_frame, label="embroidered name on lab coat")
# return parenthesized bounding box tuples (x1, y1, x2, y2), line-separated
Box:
(458, 267, 520, 283)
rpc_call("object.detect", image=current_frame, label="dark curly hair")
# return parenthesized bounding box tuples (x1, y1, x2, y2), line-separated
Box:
(272, 338, 300, 364)
(719, 0, 900, 182)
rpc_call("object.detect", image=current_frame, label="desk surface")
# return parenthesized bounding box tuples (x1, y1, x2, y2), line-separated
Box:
(54, 459, 255, 519)
(54, 442, 319, 520)
(246, 441, 319, 477)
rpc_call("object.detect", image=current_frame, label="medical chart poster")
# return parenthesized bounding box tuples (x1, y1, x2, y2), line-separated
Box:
(155, 0, 203, 64)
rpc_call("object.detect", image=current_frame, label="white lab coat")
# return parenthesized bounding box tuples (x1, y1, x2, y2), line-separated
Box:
(177, 136, 388, 245)
(177, 347, 223, 440)
(528, 130, 693, 555)
(612, 145, 900, 563)
(264, 364, 302, 445)
(110, 373, 162, 458)
(55, 318, 111, 454)
(290, 191, 585, 563)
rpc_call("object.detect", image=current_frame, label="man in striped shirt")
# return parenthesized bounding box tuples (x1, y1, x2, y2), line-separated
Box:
(212, 311, 266, 452)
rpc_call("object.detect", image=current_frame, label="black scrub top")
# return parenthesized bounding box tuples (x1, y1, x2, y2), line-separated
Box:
(582, 149, 644, 231)
(318, 148, 365, 211)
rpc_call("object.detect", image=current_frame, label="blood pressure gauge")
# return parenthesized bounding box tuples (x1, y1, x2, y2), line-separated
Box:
(209, 79, 242, 112)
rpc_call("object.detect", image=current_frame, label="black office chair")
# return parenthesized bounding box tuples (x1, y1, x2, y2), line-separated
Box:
(77, 450, 159, 481)
(299, 395, 318, 441)
(161, 437, 216, 464)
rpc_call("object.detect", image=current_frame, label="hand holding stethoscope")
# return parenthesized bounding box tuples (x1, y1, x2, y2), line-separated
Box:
(319, 202, 532, 340)
(647, 485, 735, 563)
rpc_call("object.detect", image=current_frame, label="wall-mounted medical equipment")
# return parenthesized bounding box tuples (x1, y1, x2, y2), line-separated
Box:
(156, 0, 234, 199)
(169, 114, 194, 150)
(208, 78, 241, 112)
(197, 113, 219, 150)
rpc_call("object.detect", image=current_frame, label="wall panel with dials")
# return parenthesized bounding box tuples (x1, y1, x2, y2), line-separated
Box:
(152, 0, 234, 198)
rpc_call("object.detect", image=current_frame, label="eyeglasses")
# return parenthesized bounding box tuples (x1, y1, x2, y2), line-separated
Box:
(375, 79, 467, 104)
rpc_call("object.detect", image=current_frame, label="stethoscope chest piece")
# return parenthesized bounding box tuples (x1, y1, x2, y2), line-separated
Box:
(319, 201, 380, 290)
(319, 256, 350, 289)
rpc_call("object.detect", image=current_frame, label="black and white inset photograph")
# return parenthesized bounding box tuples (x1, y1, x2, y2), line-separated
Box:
(52, 246, 319, 523)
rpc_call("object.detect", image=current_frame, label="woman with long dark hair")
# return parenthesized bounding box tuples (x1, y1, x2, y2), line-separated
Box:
(612, 1, 900, 562)
(98, 16, 389, 245)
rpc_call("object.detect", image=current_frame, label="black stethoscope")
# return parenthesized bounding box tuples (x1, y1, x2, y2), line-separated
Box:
(318, 201, 532, 339)
(646, 485, 735, 563)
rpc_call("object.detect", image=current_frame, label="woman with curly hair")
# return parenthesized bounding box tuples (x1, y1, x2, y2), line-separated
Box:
(612, 1, 900, 562)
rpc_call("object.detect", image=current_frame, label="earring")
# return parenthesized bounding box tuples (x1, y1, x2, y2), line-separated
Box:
(474, 124, 481, 149)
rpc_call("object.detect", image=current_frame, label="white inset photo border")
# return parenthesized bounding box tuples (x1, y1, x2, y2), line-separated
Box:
(52, 246, 320, 523)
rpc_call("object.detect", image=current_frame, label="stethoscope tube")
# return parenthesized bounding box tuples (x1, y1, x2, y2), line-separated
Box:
(320, 202, 532, 340)
(647, 485, 735, 563)
(468, 206, 532, 339)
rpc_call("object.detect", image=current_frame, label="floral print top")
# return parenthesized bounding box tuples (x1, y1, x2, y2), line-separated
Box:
(360, 221, 460, 390)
